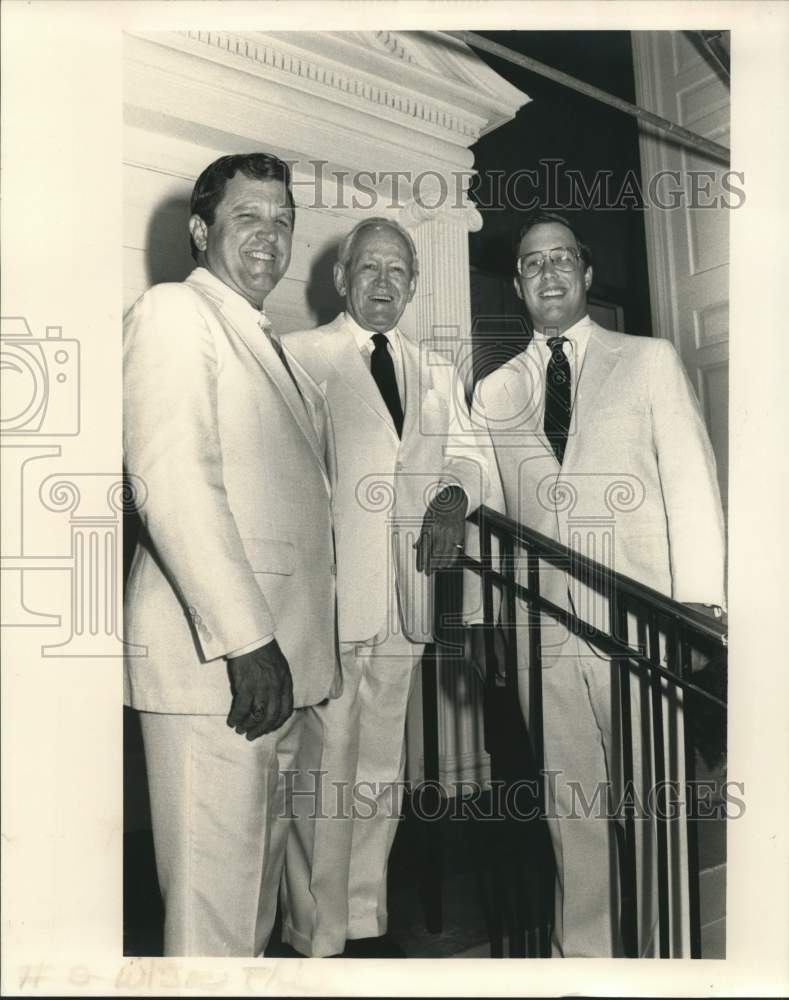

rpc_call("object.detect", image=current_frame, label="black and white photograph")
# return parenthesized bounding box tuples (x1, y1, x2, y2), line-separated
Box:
(2, 2, 789, 996)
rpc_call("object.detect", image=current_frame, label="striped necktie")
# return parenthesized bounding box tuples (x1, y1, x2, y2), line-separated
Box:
(544, 335, 571, 464)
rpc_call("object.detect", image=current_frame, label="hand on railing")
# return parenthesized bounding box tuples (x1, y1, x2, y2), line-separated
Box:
(415, 484, 469, 575)
(683, 602, 727, 674)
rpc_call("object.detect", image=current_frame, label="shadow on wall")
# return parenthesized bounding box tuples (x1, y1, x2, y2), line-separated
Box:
(144, 194, 195, 289)
(303, 236, 344, 329)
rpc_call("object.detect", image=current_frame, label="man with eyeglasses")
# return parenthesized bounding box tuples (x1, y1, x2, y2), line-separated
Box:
(435, 210, 726, 957)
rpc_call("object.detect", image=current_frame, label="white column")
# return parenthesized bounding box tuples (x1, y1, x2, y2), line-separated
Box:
(401, 197, 481, 368)
(400, 196, 491, 789)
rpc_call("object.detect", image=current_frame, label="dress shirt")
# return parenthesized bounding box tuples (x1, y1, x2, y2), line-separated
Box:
(344, 311, 407, 414)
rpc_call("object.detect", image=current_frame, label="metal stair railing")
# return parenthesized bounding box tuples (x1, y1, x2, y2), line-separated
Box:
(424, 504, 727, 958)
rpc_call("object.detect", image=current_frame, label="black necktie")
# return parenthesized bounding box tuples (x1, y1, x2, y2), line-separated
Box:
(370, 333, 404, 437)
(544, 336, 571, 464)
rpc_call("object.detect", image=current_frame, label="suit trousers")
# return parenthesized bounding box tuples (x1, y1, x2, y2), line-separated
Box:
(517, 627, 689, 958)
(281, 624, 423, 957)
(139, 707, 308, 956)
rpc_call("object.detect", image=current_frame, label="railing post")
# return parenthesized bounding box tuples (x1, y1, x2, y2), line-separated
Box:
(611, 594, 638, 956)
(420, 637, 443, 935)
(498, 529, 527, 958)
(477, 516, 504, 958)
(645, 613, 670, 957)
(674, 628, 702, 958)
(526, 546, 544, 787)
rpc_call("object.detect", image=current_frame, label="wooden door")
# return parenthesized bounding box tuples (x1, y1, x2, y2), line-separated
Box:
(632, 31, 730, 514)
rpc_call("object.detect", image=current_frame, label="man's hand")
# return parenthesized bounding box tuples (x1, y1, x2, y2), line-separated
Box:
(468, 624, 509, 685)
(227, 639, 294, 740)
(683, 602, 727, 674)
(415, 485, 469, 576)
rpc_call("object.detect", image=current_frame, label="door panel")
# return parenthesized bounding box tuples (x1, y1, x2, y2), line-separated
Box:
(632, 32, 730, 514)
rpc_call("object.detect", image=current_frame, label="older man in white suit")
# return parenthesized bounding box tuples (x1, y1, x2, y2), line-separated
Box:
(281, 217, 491, 958)
(434, 210, 726, 957)
(123, 153, 339, 957)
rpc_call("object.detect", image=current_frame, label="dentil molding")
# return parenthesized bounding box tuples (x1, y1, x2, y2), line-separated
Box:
(127, 29, 529, 154)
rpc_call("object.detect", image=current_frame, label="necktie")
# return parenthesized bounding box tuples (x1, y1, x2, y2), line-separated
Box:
(544, 335, 571, 464)
(259, 314, 303, 402)
(370, 332, 404, 437)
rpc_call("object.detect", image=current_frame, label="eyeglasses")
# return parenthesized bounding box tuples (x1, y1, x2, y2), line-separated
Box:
(517, 246, 583, 278)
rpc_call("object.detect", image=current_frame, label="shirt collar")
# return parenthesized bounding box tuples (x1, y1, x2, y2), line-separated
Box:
(344, 311, 399, 352)
(532, 312, 593, 352)
(191, 266, 272, 331)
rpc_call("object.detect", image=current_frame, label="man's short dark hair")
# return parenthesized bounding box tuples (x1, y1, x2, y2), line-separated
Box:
(512, 210, 592, 272)
(189, 153, 295, 260)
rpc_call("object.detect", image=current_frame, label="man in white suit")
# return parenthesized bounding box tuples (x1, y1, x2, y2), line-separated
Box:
(123, 153, 339, 957)
(435, 211, 726, 957)
(281, 218, 487, 958)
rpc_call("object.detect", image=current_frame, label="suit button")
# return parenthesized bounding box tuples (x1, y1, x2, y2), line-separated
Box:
(330, 563, 337, 575)
(203, 630, 213, 642)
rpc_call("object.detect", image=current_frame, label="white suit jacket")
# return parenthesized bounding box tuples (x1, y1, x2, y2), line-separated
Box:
(471, 320, 726, 662)
(123, 268, 340, 714)
(285, 313, 496, 644)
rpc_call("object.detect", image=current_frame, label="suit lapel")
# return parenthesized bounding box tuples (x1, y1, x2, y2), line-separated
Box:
(399, 332, 430, 443)
(318, 318, 400, 436)
(563, 324, 622, 469)
(501, 354, 557, 462)
(185, 271, 324, 465)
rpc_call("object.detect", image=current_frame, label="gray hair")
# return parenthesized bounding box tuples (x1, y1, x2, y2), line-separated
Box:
(337, 217, 419, 276)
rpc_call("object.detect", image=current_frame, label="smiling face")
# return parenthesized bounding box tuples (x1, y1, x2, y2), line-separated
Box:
(335, 224, 417, 334)
(514, 222, 592, 335)
(189, 172, 294, 309)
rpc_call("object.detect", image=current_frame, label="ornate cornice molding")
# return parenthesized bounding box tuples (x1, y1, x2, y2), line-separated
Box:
(374, 30, 417, 65)
(170, 30, 483, 143)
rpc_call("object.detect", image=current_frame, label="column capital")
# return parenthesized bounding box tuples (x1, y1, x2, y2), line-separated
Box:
(399, 197, 483, 234)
